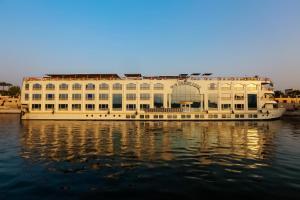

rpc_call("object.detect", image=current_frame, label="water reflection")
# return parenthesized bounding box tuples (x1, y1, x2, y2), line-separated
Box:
(20, 120, 282, 169)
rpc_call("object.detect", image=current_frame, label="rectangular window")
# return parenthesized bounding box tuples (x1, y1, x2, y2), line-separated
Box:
(72, 84, 81, 90)
(126, 84, 136, 90)
(235, 104, 244, 110)
(140, 84, 150, 90)
(45, 104, 54, 110)
(59, 84, 68, 90)
(140, 93, 150, 100)
(126, 94, 136, 100)
(25, 84, 29, 90)
(32, 94, 41, 100)
(113, 84, 122, 90)
(112, 94, 122, 109)
(140, 104, 150, 110)
(31, 104, 41, 110)
(221, 85, 231, 90)
(154, 84, 163, 90)
(24, 94, 29, 101)
(59, 94, 68, 100)
(59, 104, 68, 110)
(85, 104, 95, 110)
(248, 94, 257, 110)
(46, 84, 55, 90)
(46, 94, 55, 100)
(99, 84, 109, 90)
(99, 93, 109, 100)
(154, 94, 164, 108)
(208, 83, 218, 90)
(235, 93, 244, 100)
(33, 84, 42, 90)
(86, 94, 95, 100)
(208, 114, 218, 118)
(86, 84, 95, 90)
(72, 94, 81, 100)
(99, 104, 109, 110)
(72, 104, 81, 111)
(221, 93, 231, 101)
(235, 114, 244, 118)
(222, 114, 231, 118)
(221, 104, 231, 110)
(208, 94, 218, 109)
(126, 104, 136, 110)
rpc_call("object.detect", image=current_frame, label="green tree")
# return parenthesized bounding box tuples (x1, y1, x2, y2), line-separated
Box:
(274, 90, 284, 98)
(8, 86, 20, 96)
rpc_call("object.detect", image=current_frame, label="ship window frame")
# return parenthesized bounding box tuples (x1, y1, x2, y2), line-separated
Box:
(126, 83, 136, 90)
(59, 93, 68, 100)
(46, 83, 55, 90)
(46, 93, 55, 100)
(85, 104, 95, 111)
(45, 104, 54, 110)
(72, 94, 81, 100)
(99, 93, 109, 100)
(140, 83, 150, 90)
(59, 83, 68, 90)
(126, 104, 136, 110)
(86, 93, 95, 100)
(126, 93, 136, 101)
(153, 83, 164, 90)
(86, 83, 95, 90)
(99, 83, 109, 90)
(58, 104, 68, 111)
(32, 83, 42, 90)
(99, 104, 109, 110)
(31, 104, 41, 110)
(72, 83, 82, 90)
(113, 83, 122, 90)
(72, 104, 81, 111)
(32, 93, 42, 100)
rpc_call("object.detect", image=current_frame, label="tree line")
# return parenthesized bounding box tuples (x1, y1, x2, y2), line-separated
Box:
(0, 82, 20, 97)
(274, 90, 300, 98)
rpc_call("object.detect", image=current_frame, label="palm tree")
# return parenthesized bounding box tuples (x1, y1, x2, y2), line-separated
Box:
(0, 82, 6, 91)
(6, 83, 12, 90)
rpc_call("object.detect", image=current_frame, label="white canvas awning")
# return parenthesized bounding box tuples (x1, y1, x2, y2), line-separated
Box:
(265, 101, 277, 104)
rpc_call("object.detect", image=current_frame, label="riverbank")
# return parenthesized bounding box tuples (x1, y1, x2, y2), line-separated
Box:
(0, 109, 21, 114)
(283, 110, 300, 117)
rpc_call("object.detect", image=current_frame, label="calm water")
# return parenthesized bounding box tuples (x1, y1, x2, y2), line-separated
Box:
(0, 115, 300, 199)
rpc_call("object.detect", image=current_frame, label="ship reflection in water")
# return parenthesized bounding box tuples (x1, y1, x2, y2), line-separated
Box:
(21, 121, 278, 166)
(16, 120, 300, 199)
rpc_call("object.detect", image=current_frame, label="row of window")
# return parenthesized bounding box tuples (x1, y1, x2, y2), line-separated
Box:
(120, 114, 258, 119)
(26, 82, 259, 91)
(31, 104, 151, 111)
(26, 83, 164, 91)
(31, 103, 251, 111)
(27, 93, 252, 101)
(26, 93, 152, 101)
(208, 83, 258, 91)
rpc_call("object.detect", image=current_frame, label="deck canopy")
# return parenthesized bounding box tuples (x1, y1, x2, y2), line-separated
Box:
(45, 74, 121, 79)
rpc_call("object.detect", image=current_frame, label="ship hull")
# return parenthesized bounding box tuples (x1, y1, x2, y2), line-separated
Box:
(21, 108, 285, 121)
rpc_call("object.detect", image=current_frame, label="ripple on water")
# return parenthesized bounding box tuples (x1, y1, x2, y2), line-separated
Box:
(0, 115, 300, 199)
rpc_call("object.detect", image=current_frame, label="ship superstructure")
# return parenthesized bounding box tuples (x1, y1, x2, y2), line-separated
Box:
(20, 73, 285, 120)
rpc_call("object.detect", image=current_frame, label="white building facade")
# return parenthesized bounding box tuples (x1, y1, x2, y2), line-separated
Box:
(20, 74, 285, 120)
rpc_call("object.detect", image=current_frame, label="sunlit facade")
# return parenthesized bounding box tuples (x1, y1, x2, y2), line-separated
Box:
(20, 73, 285, 120)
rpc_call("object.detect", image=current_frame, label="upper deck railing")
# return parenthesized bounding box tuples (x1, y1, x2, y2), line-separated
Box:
(23, 74, 272, 82)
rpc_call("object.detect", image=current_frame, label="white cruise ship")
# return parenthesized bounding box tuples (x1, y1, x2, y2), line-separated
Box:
(20, 73, 285, 120)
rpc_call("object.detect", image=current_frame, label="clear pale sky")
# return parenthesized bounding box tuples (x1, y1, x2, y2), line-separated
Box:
(0, 0, 300, 90)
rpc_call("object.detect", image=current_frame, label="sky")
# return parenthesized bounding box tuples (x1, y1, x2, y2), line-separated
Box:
(0, 0, 300, 90)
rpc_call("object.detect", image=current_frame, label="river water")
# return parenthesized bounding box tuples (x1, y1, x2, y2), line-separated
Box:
(0, 114, 300, 199)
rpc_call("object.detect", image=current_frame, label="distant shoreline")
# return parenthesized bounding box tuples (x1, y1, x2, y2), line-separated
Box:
(0, 109, 21, 114)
